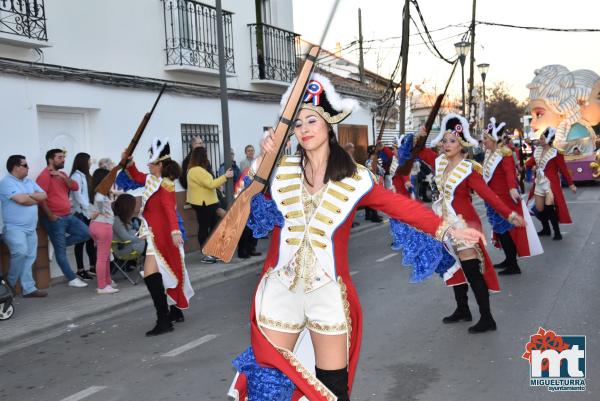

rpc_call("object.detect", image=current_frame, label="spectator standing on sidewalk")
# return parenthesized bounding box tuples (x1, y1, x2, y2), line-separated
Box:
(218, 148, 241, 183)
(239, 144, 256, 172)
(187, 147, 233, 263)
(0, 155, 48, 297)
(69, 152, 96, 280)
(88, 168, 119, 294)
(180, 136, 206, 189)
(37, 149, 89, 288)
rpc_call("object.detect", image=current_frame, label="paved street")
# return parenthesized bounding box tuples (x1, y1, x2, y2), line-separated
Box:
(1, 185, 599, 401)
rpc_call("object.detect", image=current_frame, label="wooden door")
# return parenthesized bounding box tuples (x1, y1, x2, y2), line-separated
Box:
(338, 124, 369, 165)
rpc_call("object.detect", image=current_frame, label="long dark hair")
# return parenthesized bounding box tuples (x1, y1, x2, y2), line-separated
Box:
(91, 168, 110, 197)
(299, 125, 357, 186)
(113, 193, 136, 225)
(188, 147, 211, 172)
(70, 152, 93, 203)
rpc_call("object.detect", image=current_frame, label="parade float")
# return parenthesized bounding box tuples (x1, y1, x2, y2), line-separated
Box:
(527, 65, 600, 181)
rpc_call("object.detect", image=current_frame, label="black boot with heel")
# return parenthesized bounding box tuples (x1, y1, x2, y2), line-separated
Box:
(144, 273, 174, 337)
(496, 232, 521, 275)
(546, 205, 562, 240)
(461, 259, 497, 333)
(442, 284, 472, 323)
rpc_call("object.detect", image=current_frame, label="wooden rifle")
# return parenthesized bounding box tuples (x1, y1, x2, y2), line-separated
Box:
(518, 131, 526, 192)
(96, 84, 167, 196)
(395, 61, 458, 176)
(202, 47, 321, 262)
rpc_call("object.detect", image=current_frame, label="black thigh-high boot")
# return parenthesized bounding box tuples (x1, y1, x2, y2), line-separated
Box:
(169, 305, 185, 323)
(144, 273, 174, 336)
(497, 232, 521, 275)
(315, 367, 350, 401)
(442, 284, 472, 323)
(461, 259, 497, 333)
(536, 207, 551, 236)
(546, 205, 562, 240)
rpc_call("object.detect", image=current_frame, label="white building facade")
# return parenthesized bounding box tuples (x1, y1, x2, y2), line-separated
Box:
(0, 0, 301, 176)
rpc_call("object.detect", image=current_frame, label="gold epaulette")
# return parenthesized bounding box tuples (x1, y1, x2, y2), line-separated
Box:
(499, 146, 513, 157)
(357, 164, 377, 181)
(161, 178, 175, 192)
(468, 160, 483, 175)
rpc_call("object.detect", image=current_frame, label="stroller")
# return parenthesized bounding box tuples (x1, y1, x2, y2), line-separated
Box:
(0, 273, 14, 320)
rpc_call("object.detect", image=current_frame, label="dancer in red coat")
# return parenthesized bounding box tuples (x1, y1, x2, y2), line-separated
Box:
(526, 128, 577, 240)
(229, 74, 485, 401)
(124, 138, 194, 336)
(482, 118, 543, 275)
(417, 113, 525, 334)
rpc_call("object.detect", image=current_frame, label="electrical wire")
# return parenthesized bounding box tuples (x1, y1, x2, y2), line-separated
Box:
(476, 20, 600, 33)
(410, 0, 456, 64)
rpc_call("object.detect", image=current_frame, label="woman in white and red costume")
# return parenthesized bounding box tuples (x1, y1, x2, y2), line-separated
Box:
(526, 128, 576, 240)
(124, 139, 194, 336)
(229, 74, 485, 401)
(481, 118, 543, 275)
(416, 114, 525, 333)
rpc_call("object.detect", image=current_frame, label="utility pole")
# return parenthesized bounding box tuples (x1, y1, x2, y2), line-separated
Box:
(467, 0, 477, 127)
(398, 0, 410, 137)
(215, 0, 233, 204)
(358, 8, 365, 83)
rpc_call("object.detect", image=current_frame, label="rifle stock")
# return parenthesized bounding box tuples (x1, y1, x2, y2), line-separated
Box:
(202, 47, 320, 262)
(96, 85, 166, 196)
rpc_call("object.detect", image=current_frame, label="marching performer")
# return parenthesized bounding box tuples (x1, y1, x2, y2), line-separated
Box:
(416, 114, 525, 333)
(123, 139, 194, 336)
(230, 74, 484, 401)
(481, 118, 543, 275)
(526, 128, 576, 240)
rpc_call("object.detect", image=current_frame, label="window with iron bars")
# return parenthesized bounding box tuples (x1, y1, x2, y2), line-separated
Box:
(162, 0, 235, 73)
(0, 0, 47, 41)
(181, 123, 221, 175)
(249, 23, 299, 82)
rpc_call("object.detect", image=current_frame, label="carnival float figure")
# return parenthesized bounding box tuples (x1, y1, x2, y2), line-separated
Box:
(415, 114, 525, 333)
(229, 74, 485, 401)
(122, 139, 194, 336)
(525, 128, 576, 240)
(527, 65, 599, 181)
(481, 118, 543, 275)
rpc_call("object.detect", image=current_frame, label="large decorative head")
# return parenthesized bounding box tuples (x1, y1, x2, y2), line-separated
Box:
(573, 69, 600, 126)
(526, 65, 579, 149)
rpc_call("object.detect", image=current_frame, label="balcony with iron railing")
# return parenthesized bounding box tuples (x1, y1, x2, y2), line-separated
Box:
(248, 23, 300, 85)
(0, 0, 49, 48)
(162, 0, 235, 75)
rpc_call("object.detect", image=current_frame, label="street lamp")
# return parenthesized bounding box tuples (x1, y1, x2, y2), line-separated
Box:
(454, 41, 470, 115)
(478, 63, 490, 124)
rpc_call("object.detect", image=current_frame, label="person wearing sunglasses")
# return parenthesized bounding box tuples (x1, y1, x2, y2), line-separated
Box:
(0, 155, 48, 298)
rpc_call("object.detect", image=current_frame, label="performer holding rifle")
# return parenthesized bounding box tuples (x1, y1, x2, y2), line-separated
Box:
(98, 86, 194, 337)
(223, 64, 486, 399)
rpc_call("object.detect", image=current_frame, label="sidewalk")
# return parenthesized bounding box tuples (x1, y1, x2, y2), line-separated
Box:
(0, 213, 376, 349)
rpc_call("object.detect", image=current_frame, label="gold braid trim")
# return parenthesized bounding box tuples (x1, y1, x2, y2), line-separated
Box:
(306, 320, 347, 334)
(278, 349, 337, 401)
(258, 315, 306, 333)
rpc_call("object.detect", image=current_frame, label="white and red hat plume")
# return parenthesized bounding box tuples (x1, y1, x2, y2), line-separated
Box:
(430, 113, 478, 147)
(483, 117, 507, 142)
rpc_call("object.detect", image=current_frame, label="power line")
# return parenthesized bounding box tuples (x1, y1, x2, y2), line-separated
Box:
(476, 20, 600, 32)
(410, 0, 456, 64)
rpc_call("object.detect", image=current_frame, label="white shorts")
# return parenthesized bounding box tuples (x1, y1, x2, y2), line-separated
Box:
(534, 176, 552, 197)
(258, 274, 348, 336)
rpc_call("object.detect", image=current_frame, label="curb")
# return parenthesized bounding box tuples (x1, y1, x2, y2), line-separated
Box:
(0, 257, 264, 352)
(0, 222, 381, 351)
